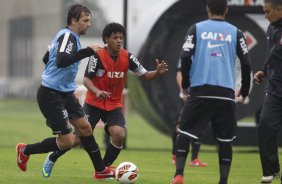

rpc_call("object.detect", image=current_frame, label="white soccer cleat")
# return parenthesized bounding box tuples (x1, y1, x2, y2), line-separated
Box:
(261, 172, 280, 183)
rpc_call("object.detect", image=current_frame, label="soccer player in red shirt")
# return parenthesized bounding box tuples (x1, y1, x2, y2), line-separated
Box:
(42, 22, 168, 178)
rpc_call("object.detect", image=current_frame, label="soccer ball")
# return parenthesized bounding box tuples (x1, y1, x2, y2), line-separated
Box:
(115, 162, 139, 184)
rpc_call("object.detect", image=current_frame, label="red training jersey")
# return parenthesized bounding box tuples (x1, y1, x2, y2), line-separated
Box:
(84, 48, 146, 111)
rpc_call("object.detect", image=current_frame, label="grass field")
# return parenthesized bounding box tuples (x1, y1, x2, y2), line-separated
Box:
(0, 98, 281, 184)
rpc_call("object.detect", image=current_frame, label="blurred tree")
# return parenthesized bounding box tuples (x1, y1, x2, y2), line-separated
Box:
(62, 0, 108, 37)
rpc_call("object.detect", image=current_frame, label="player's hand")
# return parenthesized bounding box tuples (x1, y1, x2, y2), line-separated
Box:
(88, 45, 102, 52)
(182, 88, 189, 102)
(253, 71, 265, 84)
(235, 89, 246, 103)
(235, 95, 246, 103)
(155, 59, 168, 75)
(95, 90, 111, 99)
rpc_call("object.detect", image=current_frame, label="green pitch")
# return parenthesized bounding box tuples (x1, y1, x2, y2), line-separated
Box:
(0, 99, 280, 183)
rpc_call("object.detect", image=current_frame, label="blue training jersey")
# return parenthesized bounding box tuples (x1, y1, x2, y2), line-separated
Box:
(180, 19, 251, 98)
(191, 19, 237, 90)
(42, 28, 81, 92)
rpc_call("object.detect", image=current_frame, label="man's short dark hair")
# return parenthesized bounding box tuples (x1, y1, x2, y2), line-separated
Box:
(102, 22, 126, 44)
(67, 3, 92, 26)
(264, 0, 282, 7)
(207, 0, 227, 15)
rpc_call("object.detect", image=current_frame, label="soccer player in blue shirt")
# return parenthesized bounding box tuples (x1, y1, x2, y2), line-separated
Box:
(16, 3, 115, 179)
(171, 0, 251, 183)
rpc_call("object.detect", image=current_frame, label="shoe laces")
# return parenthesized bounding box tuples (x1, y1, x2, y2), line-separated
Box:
(44, 159, 54, 169)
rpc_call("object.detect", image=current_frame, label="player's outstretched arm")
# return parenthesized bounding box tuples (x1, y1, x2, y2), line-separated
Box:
(140, 59, 168, 81)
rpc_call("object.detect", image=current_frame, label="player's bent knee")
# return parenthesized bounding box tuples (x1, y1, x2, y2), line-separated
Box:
(77, 123, 92, 136)
(114, 132, 125, 140)
(111, 133, 125, 147)
(73, 135, 81, 146)
(57, 136, 75, 150)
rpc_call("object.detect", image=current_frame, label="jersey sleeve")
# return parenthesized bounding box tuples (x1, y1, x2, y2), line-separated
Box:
(56, 33, 95, 68)
(42, 50, 49, 65)
(128, 52, 147, 76)
(176, 56, 182, 72)
(180, 24, 196, 89)
(237, 29, 251, 97)
(84, 52, 103, 79)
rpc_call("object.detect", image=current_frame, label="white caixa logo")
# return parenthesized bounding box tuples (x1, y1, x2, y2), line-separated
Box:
(201, 32, 232, 42)
(107, 71, 125, 78)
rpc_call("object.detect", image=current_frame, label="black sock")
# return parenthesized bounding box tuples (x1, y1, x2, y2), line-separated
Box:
(103, 143, 122, 166)
(49, 149, 70, 162)
(103, 133, 110, 150)
(172, 129, 178, 155)
(218, 142, 232, 184)
(175, 134, 190, 176)
(24, 137, 60, 155)
(80, 135, 105, 172)
(191, 140, 200, 160)
(219, 177, 228, 184)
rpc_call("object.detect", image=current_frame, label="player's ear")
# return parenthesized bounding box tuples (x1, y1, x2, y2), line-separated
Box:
(71, 18, 77, 23)
(205, 5, 210, 14)
(104, 37, 109, 44)
(224, 7, 228, 16)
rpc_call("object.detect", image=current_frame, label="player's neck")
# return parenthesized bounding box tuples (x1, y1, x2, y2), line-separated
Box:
(106, 46, 119, 57)
(209, 15, 225, 20)
(67, 25, 80, 36)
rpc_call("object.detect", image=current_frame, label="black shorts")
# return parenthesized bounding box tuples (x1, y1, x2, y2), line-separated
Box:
(179, 97, 236, 142)
(37, 85, 84, 135)
(175, 101, 185, 125)
(83, 103, 126, 133)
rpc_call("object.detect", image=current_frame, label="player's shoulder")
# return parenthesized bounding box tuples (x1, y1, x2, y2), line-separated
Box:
(236, 28, 245, 39)
(56, 28, 77, 41)
(120, 48, 129, 54)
